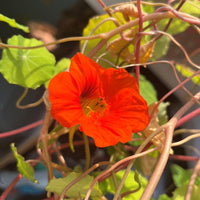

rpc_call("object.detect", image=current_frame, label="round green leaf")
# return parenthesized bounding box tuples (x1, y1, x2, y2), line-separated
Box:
(0, 35, 56, 89)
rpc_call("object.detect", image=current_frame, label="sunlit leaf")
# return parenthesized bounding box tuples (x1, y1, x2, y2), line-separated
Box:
(10, 143, 38, 183)
(81, 14, 126, 68)
(176, 64, 200, 85)
(0, 13, 29, 33)
(99, 170, 147, 200)
(0, 35, 56, 89)
(46, 172, 102, 199)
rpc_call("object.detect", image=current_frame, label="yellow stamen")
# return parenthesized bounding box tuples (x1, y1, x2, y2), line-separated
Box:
(81, 97, 106, 116)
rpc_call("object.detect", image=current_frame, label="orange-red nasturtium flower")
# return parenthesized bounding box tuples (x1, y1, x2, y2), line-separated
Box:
(48, 53, 149, 147)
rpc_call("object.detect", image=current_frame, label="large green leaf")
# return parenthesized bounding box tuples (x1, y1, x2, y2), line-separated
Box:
(10, 143, 38, 183)
(0, 35, 56, 89)
(46, 172, 102, 199)
(81, 14, 129, 68)
(0, 13, 29, 33)
(99, 170, 147, 200)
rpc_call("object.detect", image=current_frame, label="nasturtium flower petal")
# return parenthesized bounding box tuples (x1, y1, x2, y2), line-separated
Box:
(48, 53, 149, 147)
(48, 72, 83, 127)
(70, 52, 104, 98)
(100, 68, 139, 102)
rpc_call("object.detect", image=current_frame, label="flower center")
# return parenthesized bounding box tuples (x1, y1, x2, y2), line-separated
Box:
(80, 97, 106, 116)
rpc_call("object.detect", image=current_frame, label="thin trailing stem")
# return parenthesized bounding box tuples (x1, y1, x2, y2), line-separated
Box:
(169, 154, 200, 162)
(0, 119, 43, 139)
(172, 133, 200, 147)
(0, 35, 106, 50)
(40, 109, 54, 197)
(16, 87, 43, 109)
(135, 0, 143, 85)
(81, 17, 121, 54)
(0, 174, 23, 200)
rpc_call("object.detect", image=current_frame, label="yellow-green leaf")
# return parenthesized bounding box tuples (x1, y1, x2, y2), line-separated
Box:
(10, 143, 38, 183)
(0, 13, 29, 33)
(176, 64, 200, 85)
(0, 35, 56, 89)
(46, 172, 102, 199)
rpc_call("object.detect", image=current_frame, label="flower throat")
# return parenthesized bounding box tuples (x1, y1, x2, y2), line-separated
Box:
(81, 97, 106, 116)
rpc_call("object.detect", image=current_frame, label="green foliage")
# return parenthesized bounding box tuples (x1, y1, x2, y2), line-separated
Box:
(176, 64, 200, 85)
(81, 14, 124, 68)
(0, 35, 70, 89)
(99, 170, 147, 199)
(158, 18, 189, 36)
(171, 164, 200, 188)
(157, 1, 200, 36)
(158, 102, 170, 125)
(171, 164, 192, 187)
(0, 13, 29, 33)
(46, 172, 102, 199)
(152, 35, 171, 60)
(139, 74, 158, 105)
(10, 143, 38, 183)
(158, 194, 171, 200)
(173, 184, 200, 200)
(161, 164, 200, 200)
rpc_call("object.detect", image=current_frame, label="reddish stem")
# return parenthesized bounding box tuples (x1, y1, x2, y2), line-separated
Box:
(0, 120, 43, 139)
(169, 154, 200, 162)
(0, 174, 23, 200)
(135, 0, 143, 85)
(176, 108, 200, 128)
(97, 0, 112, 16)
